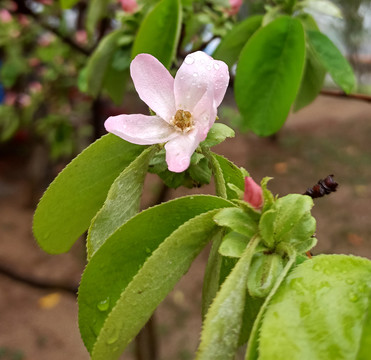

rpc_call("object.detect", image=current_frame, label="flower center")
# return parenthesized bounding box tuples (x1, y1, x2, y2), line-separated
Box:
(171, 109, 194, 133)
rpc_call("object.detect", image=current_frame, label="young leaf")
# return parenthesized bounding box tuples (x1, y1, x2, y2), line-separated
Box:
(201, 123, 235, 148)
(212, 153, 246, 200)
(78, 195, 234, 354)
(219, 231, 249, 258)
(214, 207, 257, 238)
(235, 16, 306, 136)
(87, 146, 158, 259)
(86, 0, 110, 37)
(259, 255, 371, 360)
(294, 50, 326, 111)
(33, 135, 145, 254)
(59, 0, 79, 9)
(213, 15, 263, 67)
(307, 30, 356, 94)
(196, 235, 261, 360)
(132, 0, 182, 69)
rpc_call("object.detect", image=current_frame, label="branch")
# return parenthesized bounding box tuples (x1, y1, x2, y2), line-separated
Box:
(13, 0, 92, 56)
(0, 262, 78, 295)
(320, 89, 371, 102)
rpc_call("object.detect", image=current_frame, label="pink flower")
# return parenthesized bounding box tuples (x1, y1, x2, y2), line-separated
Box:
(75, 30, 87, 44)
(244, 177, 263, 209)
(228, 0, 242, 15)
(0, 9, 12, 23)
(119, 0, 138, 13)
(105, 52, 229, 173)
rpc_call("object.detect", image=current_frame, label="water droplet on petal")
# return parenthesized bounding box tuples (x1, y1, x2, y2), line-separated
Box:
(206, 65, 212, 71)
(193, 72, 198, 77)
(180, 75, 184, 80)
(213, 63, 220, 70)
(97, 298, 110, 312)
(184, 56, 195, 65)
(349, 292, 359, 302)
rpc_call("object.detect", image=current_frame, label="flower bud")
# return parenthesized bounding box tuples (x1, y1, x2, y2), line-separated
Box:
(119, 0, 138, 14)
(244, 177, 263, 209)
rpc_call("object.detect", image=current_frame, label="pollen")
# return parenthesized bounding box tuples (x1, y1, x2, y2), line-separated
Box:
(171, 109, 194, 133)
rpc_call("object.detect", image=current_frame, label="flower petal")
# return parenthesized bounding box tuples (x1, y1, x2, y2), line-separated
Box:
(174, 51, 229, 111)
(193, 86, 218, 138)
(105, 114, 177, 145)
(130, 54, 176, 122)
(164, 133, 199, 173)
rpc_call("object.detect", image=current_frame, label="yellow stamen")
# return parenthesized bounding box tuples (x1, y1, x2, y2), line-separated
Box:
(171, 109, 194, 133)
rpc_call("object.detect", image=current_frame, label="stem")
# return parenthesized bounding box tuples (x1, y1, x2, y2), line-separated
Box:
(202, 148, 227, 199)
(244, 246, 296, 360)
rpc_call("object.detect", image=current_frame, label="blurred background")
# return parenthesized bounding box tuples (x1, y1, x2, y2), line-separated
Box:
(1, 0, 371, 359)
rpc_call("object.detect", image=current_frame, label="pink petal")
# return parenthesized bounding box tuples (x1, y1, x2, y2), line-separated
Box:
(130, 54, 176, 122)
(164, 133, 199, 173)
(105, 114, 177, 145)
(192, 86, 217, 139)
(174, 51, 229, 112)
(244, 177, 263, 209)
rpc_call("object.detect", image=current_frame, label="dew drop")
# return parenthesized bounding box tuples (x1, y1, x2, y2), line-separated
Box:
(184, 56, 195, 65)
(206, 65, 212, 71)
(145, 247, 151, 254)
(349, 292, 359, 302)
(358, 284, 368, 293)
(97, 298, 110, 312)
(107, 327, 119, 345)
(346, 279, 355, 285)
(193, 72, 198, 77)
(213, 63, 220, 70)
(180, 75, 184, 80)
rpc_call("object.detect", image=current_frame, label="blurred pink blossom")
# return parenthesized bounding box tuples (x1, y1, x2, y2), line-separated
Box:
(75, 30, 88, 44)
(244, 177, 263, 209)
(105, 52, 229, 173)
(29, 58, 41, 67)
(227, 0, 242, 15)
(0, 9, 12, 23)
(29, 82, 43, 94)
(119, 0, 138, 13)
(4, 92, 17, 106)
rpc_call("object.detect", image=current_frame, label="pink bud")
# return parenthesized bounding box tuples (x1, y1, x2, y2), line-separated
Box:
(75, 30, 87, 45)
(119, 0, 138, 13)
(227, 0, 242, 15)
(244, 177, 263, 209)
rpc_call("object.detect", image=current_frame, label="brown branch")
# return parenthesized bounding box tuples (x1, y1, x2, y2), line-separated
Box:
(320, 89, 371, 102)
(12, 0, 92, 56)
(0, 262, 78, 295)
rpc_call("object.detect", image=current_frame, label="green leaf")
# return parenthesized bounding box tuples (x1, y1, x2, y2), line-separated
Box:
(33, 135, 145, 254)
(213, 15, 263, 67)
(307, 30, 356, 94)
(132, 0, 182, 68)
(85, 30, 125, 98)
(214, 207, 257, 238)
(201, 123, 235, 148)
(235, 16, 306, 136)
(259, 194, 316, 251)
(300, 0, 342, 18)
(87, 146, 157, 259)
(212, 153, 246, 200)
(91, 208, 225, 360)
(197, 235, 261, 360)
(294, 41, 326, 111)
(219, 231, 249, 258)
(78, 195, 234, 354)
(245, 249, 296, 360)
(59, 0, 79, 9)
(188, 157, 212, 185)
(86, 0, 110, 37)
(259, 255, 371, 360)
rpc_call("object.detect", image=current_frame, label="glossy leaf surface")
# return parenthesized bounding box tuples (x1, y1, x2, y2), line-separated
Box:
(259, 255, 371, 360)
(33, 135, 144, 253)
(78, 195, 234, 355)
(235, 16, 305, 136)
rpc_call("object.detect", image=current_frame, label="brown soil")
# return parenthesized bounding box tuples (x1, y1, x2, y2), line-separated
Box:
(1, 95, 371, 360)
